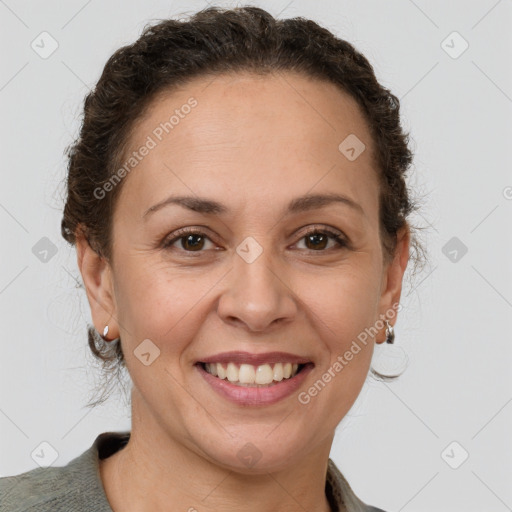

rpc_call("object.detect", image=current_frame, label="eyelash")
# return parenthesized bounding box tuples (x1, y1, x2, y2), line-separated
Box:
(161, 226, 348, 255)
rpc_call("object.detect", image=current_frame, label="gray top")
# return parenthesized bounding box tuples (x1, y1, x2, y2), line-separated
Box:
(0, 431, 386, 511)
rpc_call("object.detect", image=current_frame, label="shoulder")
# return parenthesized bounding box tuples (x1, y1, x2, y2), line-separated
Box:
(0, 461, 85, 512)
(0, 431, 128, 512)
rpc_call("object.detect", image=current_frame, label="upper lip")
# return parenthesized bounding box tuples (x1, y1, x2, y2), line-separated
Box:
(198, 351, 312, 366)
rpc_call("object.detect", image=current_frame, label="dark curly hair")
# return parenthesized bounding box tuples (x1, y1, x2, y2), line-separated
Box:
(61, 5, 426, 407)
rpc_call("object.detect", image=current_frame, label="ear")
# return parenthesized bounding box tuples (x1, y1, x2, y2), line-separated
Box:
(76, 231, 119, 340)
(377, 225, 410, 341)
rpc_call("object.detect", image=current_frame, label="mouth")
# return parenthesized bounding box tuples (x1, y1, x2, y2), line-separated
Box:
(195, 351, 314, 405)
(199, 361, 307, 387)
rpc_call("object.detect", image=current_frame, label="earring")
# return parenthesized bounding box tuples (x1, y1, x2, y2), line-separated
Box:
(101, 325, 111, 342)
(385, 319, 395, 344)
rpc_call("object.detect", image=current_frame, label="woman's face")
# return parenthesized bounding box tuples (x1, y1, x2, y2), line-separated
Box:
(80, 71, 409, 472)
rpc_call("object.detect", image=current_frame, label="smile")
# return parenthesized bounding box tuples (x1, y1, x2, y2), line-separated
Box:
(196, 351, 314, 405)
(202, 362, 302, 386)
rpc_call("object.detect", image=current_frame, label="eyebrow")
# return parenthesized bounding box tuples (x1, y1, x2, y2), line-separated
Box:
(142, 192, 364, 220)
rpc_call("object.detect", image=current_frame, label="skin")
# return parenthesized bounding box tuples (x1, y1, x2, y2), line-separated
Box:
(77, 71, 410, 512)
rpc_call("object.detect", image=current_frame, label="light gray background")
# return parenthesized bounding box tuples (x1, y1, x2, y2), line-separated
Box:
(1, 1, 511, 511)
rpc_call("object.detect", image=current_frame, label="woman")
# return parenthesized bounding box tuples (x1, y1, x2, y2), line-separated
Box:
(0, 6, 423, 511)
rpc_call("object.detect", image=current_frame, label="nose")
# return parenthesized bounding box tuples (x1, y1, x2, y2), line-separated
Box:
(216, 244, 298, 333)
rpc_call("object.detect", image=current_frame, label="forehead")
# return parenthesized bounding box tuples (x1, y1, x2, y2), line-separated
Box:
(116, 71, 379, 223)
(129, 71, 375, 158)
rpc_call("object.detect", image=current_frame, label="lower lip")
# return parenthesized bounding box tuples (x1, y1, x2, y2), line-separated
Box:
(196, 363, 314, 406)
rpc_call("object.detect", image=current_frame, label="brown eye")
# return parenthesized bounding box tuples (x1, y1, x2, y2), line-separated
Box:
(296, 228, 348, 252)
(163, 229, 214, 252)
(305, 232, 329, 250)
(180, 233, 206, 251)
(163, 226, 348, 255)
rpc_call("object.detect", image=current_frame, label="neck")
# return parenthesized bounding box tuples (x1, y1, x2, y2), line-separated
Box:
(99, 393, 338, 512)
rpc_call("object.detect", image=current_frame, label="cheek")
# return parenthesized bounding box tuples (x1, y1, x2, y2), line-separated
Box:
(113, 260, 219, 350)
(293, 262, 382, 346)
(294, 270, 379, 422)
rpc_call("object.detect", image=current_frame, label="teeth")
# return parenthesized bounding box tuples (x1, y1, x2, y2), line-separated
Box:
(273, 363, 284, 381)
(217, 363, 226, 379)
(255, 364, 273, 385)
(206, 363, 218, 377)
(204, 362, 302, 385)
(226, 362, 238, 382)
(239, 364, 256, 384)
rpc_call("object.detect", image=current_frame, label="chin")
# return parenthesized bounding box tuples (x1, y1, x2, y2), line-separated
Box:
(191, 424, 316, 475)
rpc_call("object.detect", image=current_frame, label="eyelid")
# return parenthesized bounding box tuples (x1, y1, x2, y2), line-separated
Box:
(162, 224, 349, 252)
(161, 226, 217, 249)
(298, 224, 345, 237)
(294, 225, 349, 249)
